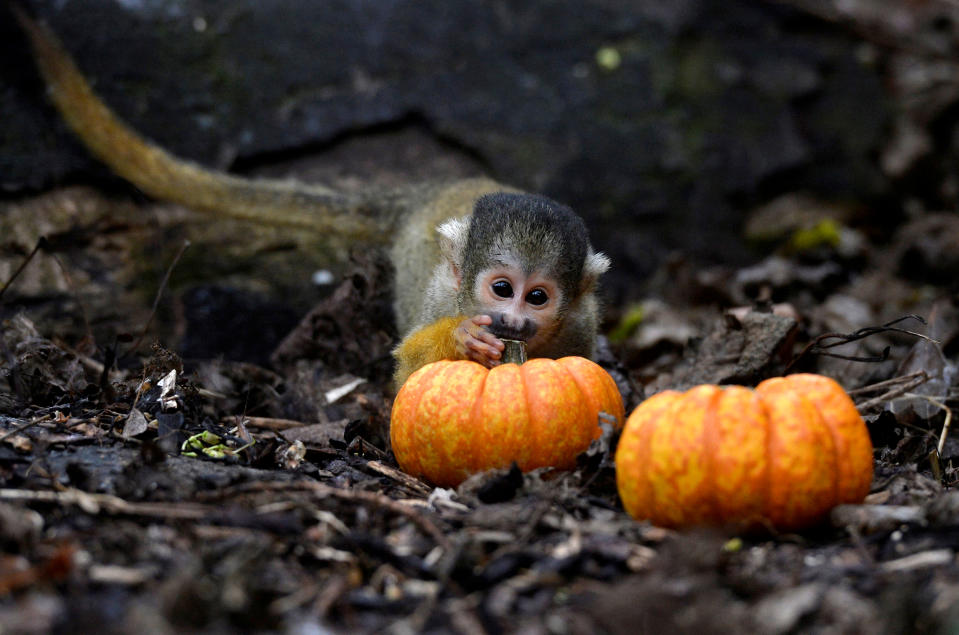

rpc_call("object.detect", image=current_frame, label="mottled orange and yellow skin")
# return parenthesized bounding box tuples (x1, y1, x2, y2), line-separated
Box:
(615, 373, 874, 531)
(390, 357, 624, 487)
(768, 374, 873, 503)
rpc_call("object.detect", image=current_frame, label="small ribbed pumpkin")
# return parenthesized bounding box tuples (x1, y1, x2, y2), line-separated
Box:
(615, 373, 873, 531)
(391, 356, 624, 487)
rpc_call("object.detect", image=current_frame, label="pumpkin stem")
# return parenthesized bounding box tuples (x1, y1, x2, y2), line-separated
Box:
(501, 339, 528, 365)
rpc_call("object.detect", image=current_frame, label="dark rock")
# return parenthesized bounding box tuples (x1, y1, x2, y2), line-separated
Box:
(2, 0, 892, 300)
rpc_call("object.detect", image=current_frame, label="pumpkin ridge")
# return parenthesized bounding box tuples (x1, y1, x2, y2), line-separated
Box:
(790, 374, 873, 503)
(641, 397, 672, 521)
(429, 361, 466, 483)
(516, 362, 532, 464)
(757, 391, 775, 529)
(466, 363, 491, 474)
(800, 387, 841, 519)
(556, 360, 595, 439)
(394, 361, 443, 478)
(703, 387, 722, 526)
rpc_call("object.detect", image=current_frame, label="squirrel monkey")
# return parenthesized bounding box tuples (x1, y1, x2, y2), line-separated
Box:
(13, 7, 610, 387)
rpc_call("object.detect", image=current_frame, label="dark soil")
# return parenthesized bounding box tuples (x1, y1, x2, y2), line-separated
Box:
(1, 220, 959, 633)
(3, 1, 959, 633)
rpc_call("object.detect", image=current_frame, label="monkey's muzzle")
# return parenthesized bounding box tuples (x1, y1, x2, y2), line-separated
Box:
(487, 313, 538, 342)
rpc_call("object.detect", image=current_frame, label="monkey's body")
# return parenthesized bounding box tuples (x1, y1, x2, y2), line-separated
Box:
(15, 8, 608, 387)
(389, 178, 517, 336)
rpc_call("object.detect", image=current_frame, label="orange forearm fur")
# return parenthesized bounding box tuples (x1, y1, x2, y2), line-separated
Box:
(392, 316, 465, 387)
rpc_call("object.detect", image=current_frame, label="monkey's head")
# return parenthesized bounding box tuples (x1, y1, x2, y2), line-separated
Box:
(437, 192, 609, 352)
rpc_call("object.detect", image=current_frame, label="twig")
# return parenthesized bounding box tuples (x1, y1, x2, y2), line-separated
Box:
(936, 404, 952, 456)
(0, 237, 46, 303)
(855, 373, 931, 412)
(128, 239, 190, 355)
(311, 573, 352, 619)
(47, 249, 94, 344)
(0, 487, 211, 519)
(0, 414, 53, 443)
(787, 315, 930, 372)
(365, 460, 433, 497)
(847, 371, 928, 396)
(237, 416, 310, 431)
(897, 393, 956, 457)
(879, 549, 954, 573)
(196, 480, 452, 551)
(0, 235, 94, 343)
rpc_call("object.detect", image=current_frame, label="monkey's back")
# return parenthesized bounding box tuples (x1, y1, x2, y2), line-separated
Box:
(390, 178, 518, 336)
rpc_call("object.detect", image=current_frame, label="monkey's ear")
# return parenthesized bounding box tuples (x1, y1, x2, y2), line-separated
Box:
(436, 218, 470, 266)
(580, 251, 611, 295)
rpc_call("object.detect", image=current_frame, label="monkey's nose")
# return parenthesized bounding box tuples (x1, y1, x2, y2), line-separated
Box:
(488, 313, 537, 341)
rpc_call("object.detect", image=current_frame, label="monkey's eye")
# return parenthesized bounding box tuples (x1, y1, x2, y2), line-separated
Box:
(492, 280, 513, 298)
(526, 288, 549, 306)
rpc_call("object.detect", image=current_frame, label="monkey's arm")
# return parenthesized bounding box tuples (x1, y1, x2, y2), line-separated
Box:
(392, 314, 506, 387)
(392, 316, 465, 387)
(12, 5, 381, 238)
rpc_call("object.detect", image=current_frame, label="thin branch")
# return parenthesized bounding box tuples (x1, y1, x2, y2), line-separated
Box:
(0, 237, 46, 303)
(847, 371, 929, 396)
(0, 414, 53, 444)
(365, 460, 433, 497)
(0, 487, 211, 519)
(788, 315, 930, 372)
(196, 480, 452, 551)
(128, 240, 190, 355)
(855, 373, 931, 412)
(47, 248, 93, 344)
(898, 393, 956, 457)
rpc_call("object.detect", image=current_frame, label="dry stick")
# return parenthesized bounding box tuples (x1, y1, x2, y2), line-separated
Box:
(365, 460, 433, 497)
(894, 392, 957, 458)
(855, 373, 931, 412)
(0, 237, 94, 342)
(0, 487, 211, 519)
(237, 416, 310, 431)
(786, 315, 932, 372)
(0, 237, 46, 303)
(128, 239, 190, 355)
(847, 371, 928, 396)
(0, 414, 53, 444)
(939, 400, 954, 458)
(47, 249, 94, 344)
(0, 243, 49, 394)
(196, 480, 452, 551)
(0, 334, 23, 401)
(311, 574, 352, 619)
(268, 580, 320, 616)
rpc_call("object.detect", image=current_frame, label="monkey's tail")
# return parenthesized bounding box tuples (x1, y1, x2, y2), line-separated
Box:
(12, 5, 381, 237)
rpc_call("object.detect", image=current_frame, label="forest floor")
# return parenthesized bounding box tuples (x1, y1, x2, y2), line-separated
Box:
(1, 189, 959, 634)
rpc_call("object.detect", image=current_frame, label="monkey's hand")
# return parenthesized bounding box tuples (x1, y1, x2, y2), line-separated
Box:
(454, 315, 504, 368)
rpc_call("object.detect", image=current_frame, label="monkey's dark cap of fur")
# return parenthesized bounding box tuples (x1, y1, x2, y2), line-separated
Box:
(464, 193, 590, 303)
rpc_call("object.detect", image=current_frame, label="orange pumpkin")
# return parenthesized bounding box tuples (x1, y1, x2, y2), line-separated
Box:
(391, 356, 625, 487)
(615, 373, 873, 531)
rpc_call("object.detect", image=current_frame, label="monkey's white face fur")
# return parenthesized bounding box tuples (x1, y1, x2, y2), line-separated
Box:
(468, 254, 563, 351)
(436, 213, 608, 356)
